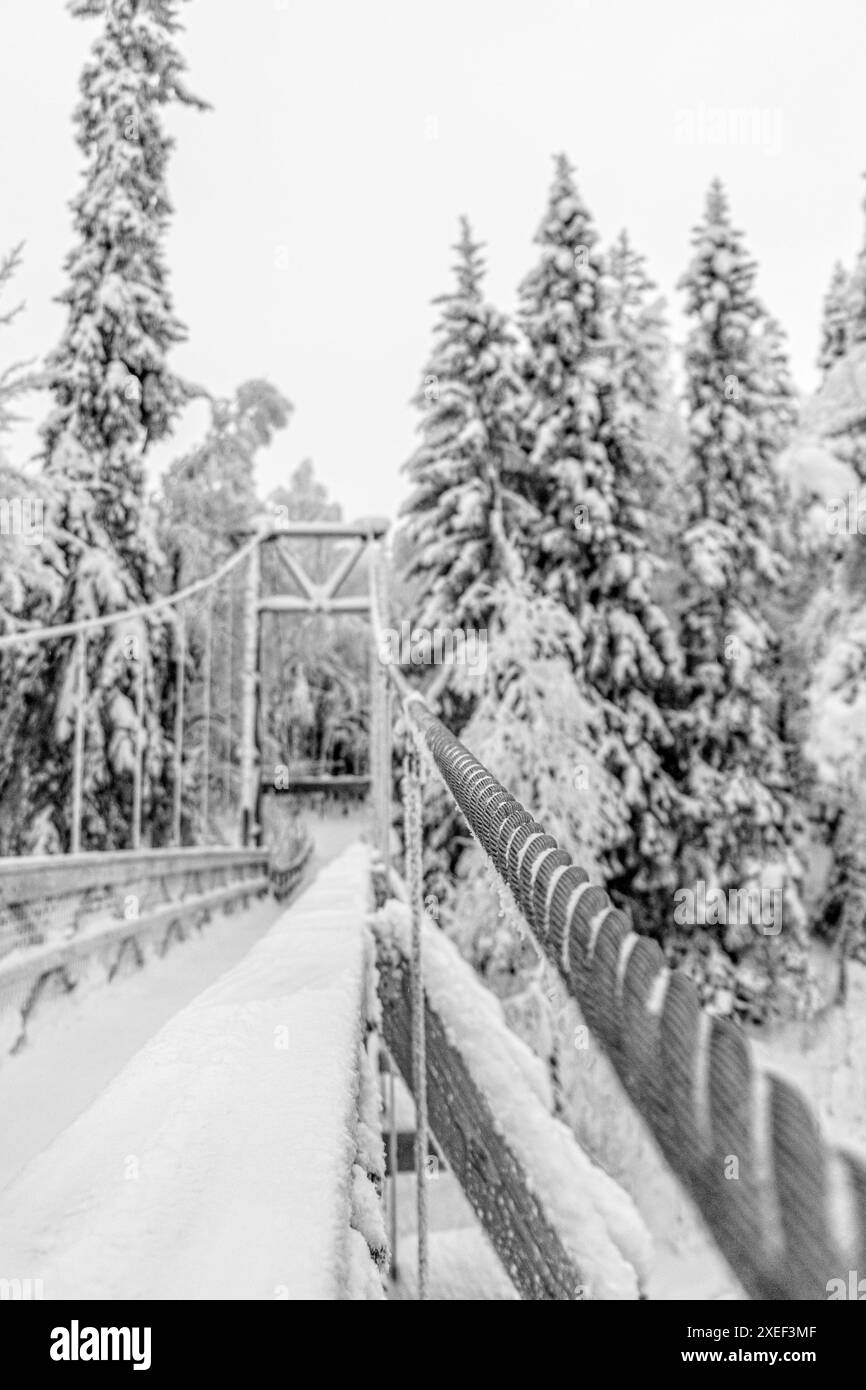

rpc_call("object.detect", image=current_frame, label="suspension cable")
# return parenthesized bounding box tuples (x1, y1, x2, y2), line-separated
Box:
(0, 534, 263, 652)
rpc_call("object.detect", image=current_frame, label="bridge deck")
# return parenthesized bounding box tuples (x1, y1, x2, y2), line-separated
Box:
(0, 841, 375, 1300)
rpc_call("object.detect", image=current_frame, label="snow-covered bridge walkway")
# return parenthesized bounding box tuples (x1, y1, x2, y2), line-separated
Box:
(0, 841, 379, 1300)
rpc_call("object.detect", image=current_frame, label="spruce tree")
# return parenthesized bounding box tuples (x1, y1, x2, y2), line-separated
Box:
(6, 0, 207, 851)
(818, 261, 852, 377)
(517, 155, 611, 611)
(0, 249, 60, 847)
(847, 181, 866, 347)
(754, 314, 799, 464)
(673, 180, 808, 1020)
(518, 157, 683, 919)
(0, 244, 54, 626)
(400, 217, 534, 639)
(604, 229, 672, 514)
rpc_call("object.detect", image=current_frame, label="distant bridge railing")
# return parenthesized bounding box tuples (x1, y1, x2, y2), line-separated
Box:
(367, 549, 866, 1302)
(0, 846, 271, 1053)
(270, 835, 314, 901)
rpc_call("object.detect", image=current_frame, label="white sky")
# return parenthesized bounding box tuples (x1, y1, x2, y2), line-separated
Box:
(2, 0, 866, 521)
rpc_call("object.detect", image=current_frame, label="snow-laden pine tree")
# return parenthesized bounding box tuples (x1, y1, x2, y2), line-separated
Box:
(0, 243, 55, 628)
(0, 245, 40, 444)
(604, 230, 673, 515)
(753, 315, 806, 593)
(818, 262, 852, 377)
(517, 155, 611, 610)
(808, 185, 866, 484)
(0, 248, 62, 848)
(4, 0, 207, 852)
(400, 218, 534, 640)
(846, 182, 866, 348)
(398, 220, 538, 897)
(518, 158, 683, 921)
(754, 315, 799, 465)
(673, 180, 811, 1021)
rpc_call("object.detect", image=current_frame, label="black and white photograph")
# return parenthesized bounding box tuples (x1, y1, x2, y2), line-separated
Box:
(0, 0, 865, 1352)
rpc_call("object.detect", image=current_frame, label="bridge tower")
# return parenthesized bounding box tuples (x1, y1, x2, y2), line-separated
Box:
(239, 519, 388, 847)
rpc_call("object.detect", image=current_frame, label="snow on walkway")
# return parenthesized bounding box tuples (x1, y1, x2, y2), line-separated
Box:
(0, 809, 368, 1192)
(0, 896, 283, 1192)
(0, 841, 373, 1300)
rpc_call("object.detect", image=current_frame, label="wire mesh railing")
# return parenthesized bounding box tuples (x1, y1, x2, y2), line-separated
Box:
(0, 846, 270, 1055)
(367, 552, 866, 1301)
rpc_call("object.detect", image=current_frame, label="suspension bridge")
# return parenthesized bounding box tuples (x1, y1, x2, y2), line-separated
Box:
(0, 521, 864, 1301)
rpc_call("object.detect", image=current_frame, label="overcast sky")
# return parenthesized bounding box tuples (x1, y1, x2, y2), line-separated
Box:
(2, 0, 865, 522)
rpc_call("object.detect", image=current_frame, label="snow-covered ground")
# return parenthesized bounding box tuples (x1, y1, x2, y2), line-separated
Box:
(755, 958, 866, 1157)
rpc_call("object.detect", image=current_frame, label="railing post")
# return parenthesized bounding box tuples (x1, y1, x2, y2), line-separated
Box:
(131, 635, 146, 850)
(381, 678, 392, 869)
(70, 630, 86, 854)
(173, 609, 186, 846)
(201, 588, 213, 833)
(387, 1058, 399, 1279)
(369, 539, 391, 871)
(224, 573, 234, 816)
(240, 541, 261, 847)
(403, 747, 428, 1301)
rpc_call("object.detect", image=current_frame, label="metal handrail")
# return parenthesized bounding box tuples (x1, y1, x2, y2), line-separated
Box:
(370, 575, 866, 1300)
(0, 846, 269, 909)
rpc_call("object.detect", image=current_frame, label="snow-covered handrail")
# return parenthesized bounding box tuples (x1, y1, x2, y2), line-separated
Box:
(376, 659, 866, 1300)
(0, 847, 270, 1052)
(0, 845, 268, 909)
(373, 887, 653, 1300)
